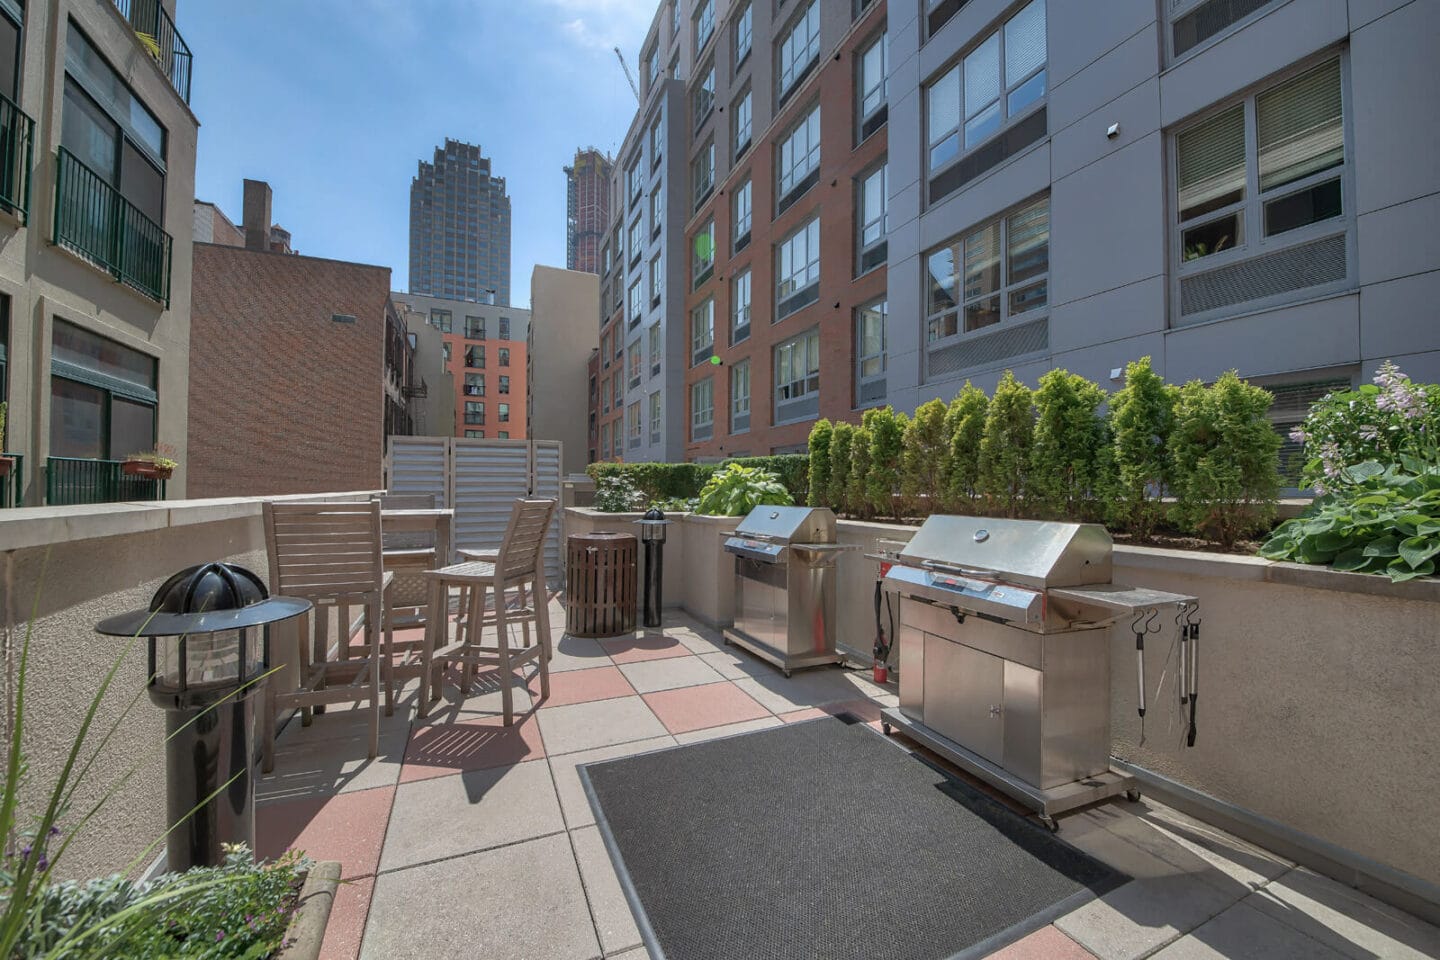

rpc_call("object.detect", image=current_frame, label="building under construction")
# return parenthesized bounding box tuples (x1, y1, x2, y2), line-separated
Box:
(564, 147, 613, 275)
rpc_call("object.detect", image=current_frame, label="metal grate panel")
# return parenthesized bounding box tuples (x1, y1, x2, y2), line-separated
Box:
(1178, 233, 1346, 319)
(929, 108, 1046, 206)
(927, 317, 1049, 378)
(388, 436, 450, 507)
(775, 394, 819, 424)
(778, 282, 819, 321)
(861, 105, 888, 142)
(732, 411, 751, 433)
(860, 242, 887, 274)
(859, 377, 887, 404)
(693, 421, 713, 441)
(1173, 0, 1276, 57)
(777, 169, 819, 216)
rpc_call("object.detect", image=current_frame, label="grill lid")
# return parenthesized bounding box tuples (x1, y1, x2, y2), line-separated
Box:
(898, 515, 1111, 589)
(733, 505, 837, 544)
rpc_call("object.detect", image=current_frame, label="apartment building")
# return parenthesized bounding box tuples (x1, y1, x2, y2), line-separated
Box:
(886, 0, 1439, 457)
(408, 139, 513, 306)
(565, 147, 613, 275)
(391, 291, 530, 441)
(0, 0, 198, 505)
(683, 0, 889, 458)
(528, 265, 600, 476)
(397, 299, 455, 437)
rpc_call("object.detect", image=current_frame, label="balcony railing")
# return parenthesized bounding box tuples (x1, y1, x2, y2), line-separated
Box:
(1, 453, 22, 508)
(46, 456, 165, 506)
(110, 0, 193, 104)
(53, 147, 173, 306)
(0, 92, 34, 223)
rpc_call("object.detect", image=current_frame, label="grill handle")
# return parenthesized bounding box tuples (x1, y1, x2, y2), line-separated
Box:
(918, 559, 1001, 580)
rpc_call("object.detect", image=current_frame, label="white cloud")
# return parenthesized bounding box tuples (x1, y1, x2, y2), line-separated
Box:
(538, 0, 654, 57)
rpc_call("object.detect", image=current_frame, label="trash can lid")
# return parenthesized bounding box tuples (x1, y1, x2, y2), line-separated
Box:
(95, 562, 312, 637)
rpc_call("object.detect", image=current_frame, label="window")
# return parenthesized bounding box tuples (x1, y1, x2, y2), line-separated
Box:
(733, 178, 753, 250)
(650, 187, 664, 238)
(858, 162, 888, 274)
(692, 377, 714, 439)
(602, 244, 612, 275)
(499, 375, 510, 394)
(465, 373, 485, 396)
(465, 315, 485, 339)
(776, 217, 820, 319)
(695, 0, 715, 51)
(499, 317, 510, 339)
(442, 342, 451, 364)
(430, 308, 453, 332)
(614, 333, 624, 361)
(1171, 0, 1283, 60)
(927, 0, 1046, 170)
(778, 2, 820, 101)
(731, 359, 751, 432)
(602, 368, 611, 411)
(649, 391, 662, 443)
(649, 322, 662, 376)
(646, 45, 659, 89)
(627, 401, 642, 446)
(465, 345, 485, 368)
(48, 320, 157, 462)
(777, 104, 820, 208)
(499, 347, 511, 366)
(600, 421, 610, 457)
(629, 216, 644, 264)
(693, 139, 715, 210)
(1172, 58, 1349, 321)
(926, 0, 972, 38)
(671, 0, 681, 43)
(691, 297, 715, 365)
(465, 430, 484, 439)
(858, 31, 888, 140)
(694, 62, 715, 129)
(650, 114, 664, 168)
(465, 401, 485, 425)
(856, 299, 888, 404)
(629, 341, 642, 388)
(732, 269, 752, 343)
(600, 332, 609, 368)
(498, 431, 509, 440)
(925, 196, 1049, 342)
(650, 253, 665, 304)
(629, 278, 644, 325)
(498, 402, 510, 422)
(628, 156, 643, 201)
(774, 327, 820, 419)
(735, 3, 753, 67)
(734, 89, 753, 157)
(693, 219, 715, 287)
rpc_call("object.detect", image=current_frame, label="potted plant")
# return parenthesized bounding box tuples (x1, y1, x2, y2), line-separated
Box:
(122, 442, 179, 480)
(0, 401, 13, 477)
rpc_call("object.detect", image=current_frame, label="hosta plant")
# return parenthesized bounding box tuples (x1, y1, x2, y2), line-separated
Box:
(593, 475, 644, 512)
(695, 464, 792, 517)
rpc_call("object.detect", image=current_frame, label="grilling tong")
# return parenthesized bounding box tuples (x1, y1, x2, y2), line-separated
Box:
(1176, 601, 1201, 747)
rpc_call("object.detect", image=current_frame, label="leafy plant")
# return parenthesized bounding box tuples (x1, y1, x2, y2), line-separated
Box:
(806, 420, 834, 508)
(864, 407, 907, 520)
(0, 400, 7, 450)
(1260, 461, 1440, 581)
(944, 383, 988, 510)
(1182, 234, 1230, 261)
(1030, 369, 1107, 520)
(695, 463, 792, 516)
(725, 455, 808, 503)
(848, 425, 873, 519)
(593, 474, 645, 512)
(1109, 357, 1176, 538)
(587, 462, 717, 502)
(648, 496, 696, 513)
(978, 371, 1034, 518)
(827, 422, 854, 515)
(901, 399, 949, 516)
(125, 443, 180, 471)
(1168, 372, 1282, 547)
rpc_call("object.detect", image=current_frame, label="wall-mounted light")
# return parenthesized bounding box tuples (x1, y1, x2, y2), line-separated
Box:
(1106, 123, 1121, 139)
(1109, 367, 1124, 382)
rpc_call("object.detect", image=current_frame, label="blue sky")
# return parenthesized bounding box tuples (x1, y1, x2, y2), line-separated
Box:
(185, 0, 654, 307)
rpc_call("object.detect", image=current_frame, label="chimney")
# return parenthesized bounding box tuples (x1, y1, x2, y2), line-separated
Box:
(242, 179, 272, 252)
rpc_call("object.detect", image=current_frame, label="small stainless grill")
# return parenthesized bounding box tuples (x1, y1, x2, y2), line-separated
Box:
(879, 515, 1198, 830)
(723, 506, 848, 677)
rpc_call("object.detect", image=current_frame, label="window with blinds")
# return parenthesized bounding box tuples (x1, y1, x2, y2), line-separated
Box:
(924, 196, 1049, 345)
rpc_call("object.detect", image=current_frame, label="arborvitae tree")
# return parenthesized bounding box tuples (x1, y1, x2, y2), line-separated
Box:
(1168, 371, 1282, 548)
(806, 419, 834, 508)
(848, 425, 873, 519)
(1030, 368, 1108, 519)
(943, 382, 988, 511)
(901, 398, 950, 516)
(978, 371, 1034, 518)
(827, 421, 854, 516)
(1109, 356, 1177, 538)
(864, 406, 908, 520)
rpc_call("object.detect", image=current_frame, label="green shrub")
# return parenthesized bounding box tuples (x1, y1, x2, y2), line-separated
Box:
(978, 371, 1034, 518)
(864, 407, 907, 519)
(1031, 368, 1108, 520)
(593, 474, 645, 512)
(848, 425, 873, 519)
(902, 399, 949, 516)
(1168, 372, 1282, 547)
(725, 455, 808, 503)
(806, 420, 834, 508)
(1109, 357, 1176, 538)
(695, 463, 793, 516)
(944, 382, 988, 510)
(586, 461, 716, 502)
(827, 421, 855, 514)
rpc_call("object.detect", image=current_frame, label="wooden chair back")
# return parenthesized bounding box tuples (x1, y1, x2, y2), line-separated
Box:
(497, 498, 557, 581)
(263, 500, 386, 604)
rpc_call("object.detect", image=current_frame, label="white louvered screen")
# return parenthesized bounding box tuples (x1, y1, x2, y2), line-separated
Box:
(387, 437, 451, 508)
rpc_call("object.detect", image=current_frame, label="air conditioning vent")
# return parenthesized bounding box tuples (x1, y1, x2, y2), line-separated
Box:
(928, 107, 1046, 206)
(927, 0, 971, 36)
(732, 412, 751, 433)
(858, 378, 887, 404)
(692, 421, 713, 441)
(777, 282, 819, 321)
(927, 317, 1048, 378)
(860, 105, 888, 142)
(775, 394, 819, 424)
(860, 241, 887, 274)
(734, 231, 751, 253)
(777, 169, 819, 216)
(693, 265, 714, 289)
(1173, 0, 1275, 58)
(731, 321, 751, 345)
(693, 345, 715, 367)
(1178, 233, 1347, 319)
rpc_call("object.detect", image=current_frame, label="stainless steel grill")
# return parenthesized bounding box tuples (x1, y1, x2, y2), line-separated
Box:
(879, 515, 1198, 830)
(723, 506, 848, 677)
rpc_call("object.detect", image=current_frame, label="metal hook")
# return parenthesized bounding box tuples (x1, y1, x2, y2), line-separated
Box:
(1144, 607, 1162, 634)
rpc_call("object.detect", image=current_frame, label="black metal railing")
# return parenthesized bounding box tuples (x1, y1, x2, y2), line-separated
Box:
(46, 456, 165, 505)
(110, 0, 192, 103)
(54, 147, 173, 305)
(0, 453, 22, 508)
(0, 92, 34, 222)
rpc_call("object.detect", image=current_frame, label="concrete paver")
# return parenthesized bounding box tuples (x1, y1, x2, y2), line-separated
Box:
(549, 735, 677, 828)
(984, 924, 1097, 959)
(400, 713, 544, 782)
(1055, 872, 1242, 960)
(1149, 900, 1350, 959)
(1244, 867, 1440, 960)
(571, 825, 644, 956)
(537, 694, 670, 754)
(642, 680, 771, 734)
(672, 715, 783, 744)
(617, 654, 725, 692)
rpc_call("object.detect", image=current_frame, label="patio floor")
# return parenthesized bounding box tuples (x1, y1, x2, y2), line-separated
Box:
(255, 602, 1440, 960)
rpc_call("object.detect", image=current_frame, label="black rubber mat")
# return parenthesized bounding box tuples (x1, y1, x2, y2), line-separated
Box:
(581, 717, 1126, 960)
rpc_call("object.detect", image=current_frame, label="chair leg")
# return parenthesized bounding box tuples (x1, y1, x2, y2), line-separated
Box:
(461, 581, 484, 696)
(367, 597, 380, 760)
(419, 580, 436, 719)
(518, 580, 532, 653)
(382, 588, 395, 717)
(494, 578, 514, 726)
(300, 609, 316, 727)
(532, 572, 551, 701)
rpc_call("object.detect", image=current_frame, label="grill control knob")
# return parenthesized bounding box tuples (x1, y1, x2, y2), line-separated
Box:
(974, 529, 990, 542)
(769, 511, 780, 519)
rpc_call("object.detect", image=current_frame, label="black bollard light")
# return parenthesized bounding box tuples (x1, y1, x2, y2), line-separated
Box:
(637, 507, 671, 629)
(95, 563, 310, 870)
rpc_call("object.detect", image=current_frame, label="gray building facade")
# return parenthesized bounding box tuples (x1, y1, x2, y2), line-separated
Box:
(408, 139, 513, 306)
(886, 0, 1439, 450)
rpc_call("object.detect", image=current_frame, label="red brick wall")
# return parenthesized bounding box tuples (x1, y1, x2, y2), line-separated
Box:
(188, 244, 389, 497)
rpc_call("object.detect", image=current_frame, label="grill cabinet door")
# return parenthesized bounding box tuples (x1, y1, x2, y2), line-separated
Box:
(922, 634, 1004, 765)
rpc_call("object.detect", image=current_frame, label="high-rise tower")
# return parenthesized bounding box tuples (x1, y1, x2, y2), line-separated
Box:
(564, 147, 613, 275)
(408, 139, 512, 305)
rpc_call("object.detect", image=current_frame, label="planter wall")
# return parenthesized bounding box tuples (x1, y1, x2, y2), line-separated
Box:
(679, 514, 741, 628)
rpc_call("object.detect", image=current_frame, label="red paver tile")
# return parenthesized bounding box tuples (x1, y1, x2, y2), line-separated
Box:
(318, 874, 373, 960)
(601, 633, 692, 664)
(399, 715, 544, 782)
(528, 664, 635, 707)
(985, 925, 1096, 959)
(643, 681, 770, 735)
(257, 786, 393, 880)
(778, 707, 827, 723)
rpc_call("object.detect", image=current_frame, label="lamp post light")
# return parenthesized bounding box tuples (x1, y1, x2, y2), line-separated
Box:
(637, 507, 670, 628)
(95, 563, 311, 870)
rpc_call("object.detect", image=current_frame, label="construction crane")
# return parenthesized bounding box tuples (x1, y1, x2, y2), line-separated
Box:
(614, 46, 640, 102)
